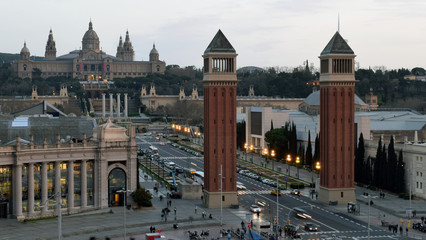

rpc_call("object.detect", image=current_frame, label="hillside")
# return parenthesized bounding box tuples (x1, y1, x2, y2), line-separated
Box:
(0, 52, 43, 66)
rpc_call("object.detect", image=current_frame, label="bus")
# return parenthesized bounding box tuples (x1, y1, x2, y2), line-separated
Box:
(183, 168, 196, 180)
(149, 146, 159, 156)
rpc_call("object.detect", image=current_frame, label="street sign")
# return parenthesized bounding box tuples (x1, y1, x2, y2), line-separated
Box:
(273, 216, 277, 224)
(408, 220, 411, 229)
(248, 222, 252, 228)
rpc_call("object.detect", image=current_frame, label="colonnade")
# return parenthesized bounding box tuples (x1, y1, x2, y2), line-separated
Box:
(101, 93, 128, 118)
(13, 160, 92, 218)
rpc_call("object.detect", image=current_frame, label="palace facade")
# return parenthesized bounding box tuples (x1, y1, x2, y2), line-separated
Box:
(13, 21, 166, 81)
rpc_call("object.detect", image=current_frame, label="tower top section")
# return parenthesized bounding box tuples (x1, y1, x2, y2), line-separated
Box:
(202, 30, 238, 83)
(204, 29, 235, 54)
(320, 31, 354, 56)
(319, 31, 356, 85)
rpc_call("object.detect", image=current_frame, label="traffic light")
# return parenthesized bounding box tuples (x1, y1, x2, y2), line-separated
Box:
(287, 219, 290, 225)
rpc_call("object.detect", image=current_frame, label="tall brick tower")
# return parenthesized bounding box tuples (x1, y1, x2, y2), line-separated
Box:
(318, 31, 356, 204)
(202, 30, 238, 208)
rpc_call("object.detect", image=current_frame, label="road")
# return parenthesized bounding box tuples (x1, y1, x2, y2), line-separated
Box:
(137, 134, 397, 239)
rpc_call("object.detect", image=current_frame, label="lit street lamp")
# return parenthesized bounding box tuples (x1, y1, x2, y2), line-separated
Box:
(286, 154, 291, 189)
(263, 148, 268, 167)
(271, 149, 276, 170)
(295, 156, 300, 178)
(244, 143, 248, 161)
(250, 144, 254, 163)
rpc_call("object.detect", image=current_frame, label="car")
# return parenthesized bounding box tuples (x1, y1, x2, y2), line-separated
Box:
(304, 222, 318, 231)
(236, 182, 247, 190)
(159, 142, 166, 146)
(291, 189, 301, 196)
(293, 207, 311, 219)
(271, 189, 282, 196)
(250, 204, 261, 213)
(175, 167, 184, 173)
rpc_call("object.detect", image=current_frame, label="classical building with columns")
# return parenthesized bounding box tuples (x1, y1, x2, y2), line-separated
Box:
(0, 118, 137, 220)
(12, 21, 166, 81)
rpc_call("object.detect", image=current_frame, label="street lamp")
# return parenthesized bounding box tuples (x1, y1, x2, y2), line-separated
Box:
(117, 189, 132, 240)
(286, 154, 291, 189)
(250, 144, 254, 163)
(271, 150, 276, 170)
(295, 156, 300, 178)
(244, 143, 248, 161)
(263, 148, 268, 167)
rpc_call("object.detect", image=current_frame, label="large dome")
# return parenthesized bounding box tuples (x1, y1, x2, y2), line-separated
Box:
(82, 21, 100, 51)
(83, 21, 99, 41)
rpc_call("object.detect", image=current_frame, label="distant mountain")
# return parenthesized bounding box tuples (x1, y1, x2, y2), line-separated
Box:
(0, 53, 44, 66)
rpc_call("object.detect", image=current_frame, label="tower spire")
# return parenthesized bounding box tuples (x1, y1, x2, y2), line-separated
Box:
(338, 13, 340, 33)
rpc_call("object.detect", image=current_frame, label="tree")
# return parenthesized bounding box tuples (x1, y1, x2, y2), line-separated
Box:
(270, 119, 274, 130)
(305, 131, 313, 168)
(373, 138, 382, 187)
(236, 121, 246, 149)
(387, 136, 397, 192)
(313, 134, 320, 164)
(396, 150, 405, 193)
(355, 133, 365, 183)
(131, 187, 153, 207)
(264, 127, 289, 161)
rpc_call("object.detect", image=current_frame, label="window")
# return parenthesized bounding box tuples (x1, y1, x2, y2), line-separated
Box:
(320, 59, 329, 73)
(23, 64, 27, 71)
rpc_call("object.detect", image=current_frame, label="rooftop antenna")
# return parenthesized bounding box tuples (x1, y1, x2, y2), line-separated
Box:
(338, 13, 340, 33)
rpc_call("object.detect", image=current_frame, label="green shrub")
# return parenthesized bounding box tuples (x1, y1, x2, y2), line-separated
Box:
(131, 187, 153, 207)
(290, 183, 305, 189)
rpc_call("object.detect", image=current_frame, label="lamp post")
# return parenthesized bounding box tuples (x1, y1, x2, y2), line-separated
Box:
(263, 148, 268, 167)
(295, 156, 300, 178)
(117, 189, 132, 240)
(286, 154, 291, 189)
(250, 144, 254, 163)
(244, 143, 248, 161)
(271, 150, 276, 171)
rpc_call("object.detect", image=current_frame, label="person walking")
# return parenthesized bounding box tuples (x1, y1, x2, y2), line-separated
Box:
(174, 207, 177, 215)
(195, 206, 198, 214)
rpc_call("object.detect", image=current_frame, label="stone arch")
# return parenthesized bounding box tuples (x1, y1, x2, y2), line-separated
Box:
(107, 164, 128, 206)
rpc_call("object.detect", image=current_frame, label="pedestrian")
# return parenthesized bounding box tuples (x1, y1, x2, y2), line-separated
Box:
(150, 226, 153, 233)
(315, 193, 318, 200)
(195, 206, 198, 214)
(227, 233, 231, 239)
(202, 211, 205, 218)
(399, 225, 402, 234)
(406, 227, 408, 236)
(174, 207, 177, 215)
(241, 221, 245, 228)
(413, 209, 416, 218)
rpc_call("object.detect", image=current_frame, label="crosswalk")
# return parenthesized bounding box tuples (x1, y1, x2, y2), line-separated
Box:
(237, 190, 271, 195)
(160, 156, 202, 160)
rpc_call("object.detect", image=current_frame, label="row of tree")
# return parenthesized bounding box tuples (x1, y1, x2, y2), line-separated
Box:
(355, 134, 406, 193)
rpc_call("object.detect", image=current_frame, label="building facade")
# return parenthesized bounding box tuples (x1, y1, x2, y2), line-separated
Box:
(0, 119, 137, 220)
(13, 21, 166, 81)
(202, 30, 238, 208)
(318, 31, 356, 204)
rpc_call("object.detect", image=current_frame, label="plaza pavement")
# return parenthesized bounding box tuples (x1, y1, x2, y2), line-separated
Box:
(0, 151, 425, 239)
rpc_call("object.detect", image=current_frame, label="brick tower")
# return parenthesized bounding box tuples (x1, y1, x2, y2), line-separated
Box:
(318, 31, 356, 204)
(202, 30, 238, 208)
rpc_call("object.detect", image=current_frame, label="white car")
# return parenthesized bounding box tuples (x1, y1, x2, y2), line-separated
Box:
(236, 182, 247, 190)
(250, 204, 261, 213)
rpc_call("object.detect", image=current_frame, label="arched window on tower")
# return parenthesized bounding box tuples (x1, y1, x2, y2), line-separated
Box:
(23, 64, 27, 71)
(156, 65, 160, 72)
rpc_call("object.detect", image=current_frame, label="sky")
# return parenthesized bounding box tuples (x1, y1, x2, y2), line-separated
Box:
(1, 0, 426, 71)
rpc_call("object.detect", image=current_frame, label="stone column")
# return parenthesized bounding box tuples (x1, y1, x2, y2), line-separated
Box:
(109, 93, 113, 117)
(68, 161, 74, 211)
(13, 164, 23, 218)
(124, 93, 128, 118)
(116, 93, 121, 118)
(81, 160, 87, 208)
(41, 162, 48, 214)
(102, 93, 106, 118)
(54, 161, 61, 200)
(28, 163, 35, 214)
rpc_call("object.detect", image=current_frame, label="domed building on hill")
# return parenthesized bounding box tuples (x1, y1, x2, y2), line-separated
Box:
(13, 21, 165, 80)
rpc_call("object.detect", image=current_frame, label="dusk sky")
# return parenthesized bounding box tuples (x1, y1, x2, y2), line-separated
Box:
(1, 0, 425, 71)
